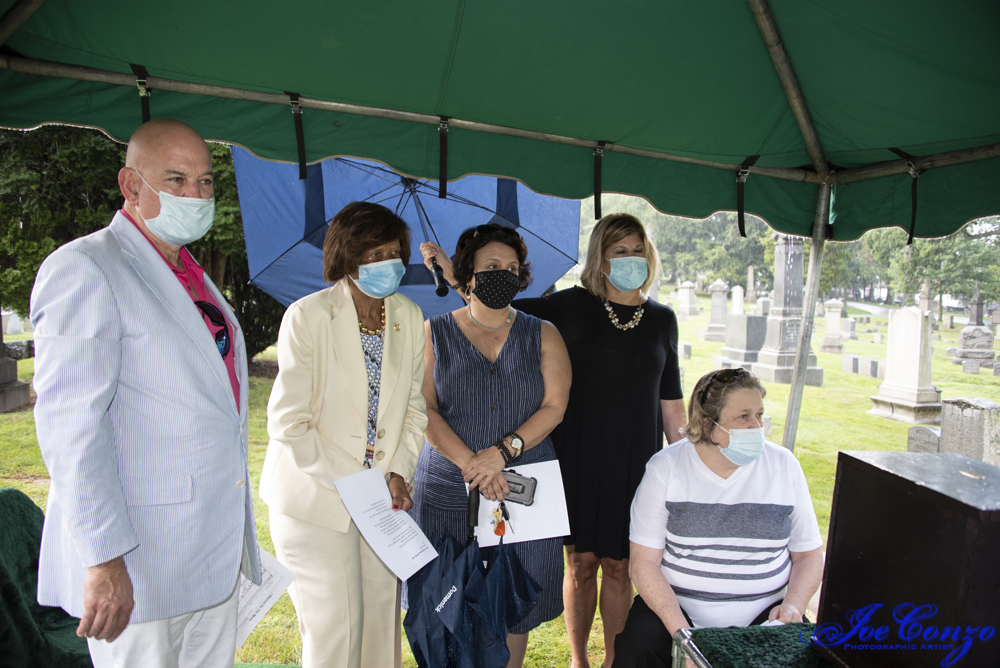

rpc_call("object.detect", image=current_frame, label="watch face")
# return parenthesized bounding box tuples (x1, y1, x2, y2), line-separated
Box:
(511, 436, 524, 451)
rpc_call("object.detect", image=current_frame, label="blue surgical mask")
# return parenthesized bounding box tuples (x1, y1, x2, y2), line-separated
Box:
(352, 259, 405, 299)
(714, 422, 766, 466)
(604, 256, 648, 292)
(136, 171, 215, 246)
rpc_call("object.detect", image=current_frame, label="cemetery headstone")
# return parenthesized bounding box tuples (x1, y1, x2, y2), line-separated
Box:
(951, 326, 995, 369)
(907, 425, 941, 453)
(703, 279, 728, 342)
(842, 354, 859, 374)
(679, 341, 692, 360)
(7, 313, 22, 336)
(754, 296, 771, 317)
(730, 286, 745, 315)
(746, 266, 756, 303)
(814, 300, 825, 317)
(0, 356, 30, 412)
(720, 313, 767, 369)
(840, 317, 858, 340)
(751, 235, 823, 385)
(947, 315, 954, 329)
(868, 306, 941, 424)
(962, 360, 981, 374)
(939, 398, 1000, 466)
(820, 299, 845, 354)
(874, 333, 885, 345)
(677, 281, 702, 316)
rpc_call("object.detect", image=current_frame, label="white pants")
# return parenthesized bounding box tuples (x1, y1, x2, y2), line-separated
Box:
(87, 578, 239, 668)
(269, 509, 402, 668)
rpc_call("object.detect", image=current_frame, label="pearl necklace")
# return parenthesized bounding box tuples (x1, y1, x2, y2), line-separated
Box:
(358, 302, 386, 336)
(604, 298, 644, 330)
(469, 305, 512, 330)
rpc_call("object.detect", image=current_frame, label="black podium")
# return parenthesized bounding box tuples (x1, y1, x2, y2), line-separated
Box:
(818, 452, 1000, 668)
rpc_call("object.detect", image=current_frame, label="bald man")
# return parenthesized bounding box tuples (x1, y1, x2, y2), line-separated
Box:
(30, 119, 262, 668)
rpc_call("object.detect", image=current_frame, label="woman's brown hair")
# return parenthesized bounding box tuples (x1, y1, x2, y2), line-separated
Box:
(322, 202, 411, 283)
(684, 368, 766, 445)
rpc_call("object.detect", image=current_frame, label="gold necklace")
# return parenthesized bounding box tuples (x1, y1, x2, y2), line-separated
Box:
(604, 298, 644, 330)
(359, 302, 386, 336)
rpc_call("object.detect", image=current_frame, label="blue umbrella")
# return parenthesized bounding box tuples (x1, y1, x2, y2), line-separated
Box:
(231, 147, 581, 318)
(404, 537, 455, 668)
(467, 539, 541, 646)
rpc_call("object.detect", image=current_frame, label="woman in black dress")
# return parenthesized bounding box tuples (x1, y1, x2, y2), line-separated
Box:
(421, 213, 686, 668)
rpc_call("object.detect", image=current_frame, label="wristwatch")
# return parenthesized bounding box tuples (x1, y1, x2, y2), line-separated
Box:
(505, 432, 524, 462)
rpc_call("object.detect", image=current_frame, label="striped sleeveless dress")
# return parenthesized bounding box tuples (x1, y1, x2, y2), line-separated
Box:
(410, 311, 564, 633)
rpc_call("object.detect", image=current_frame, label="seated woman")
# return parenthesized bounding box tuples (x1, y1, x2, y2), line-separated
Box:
(410, 223, 572, 668)
(613, 368, 824, 668)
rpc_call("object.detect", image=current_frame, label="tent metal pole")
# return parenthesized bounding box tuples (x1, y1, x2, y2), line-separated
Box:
(0, 53, 817, 182)
(782, 184, 830, 452)
(747, 0, 829, 174)
(2, 54, 997, 188)
(834, 143, 1000, 184)
(0, 0, 46, 47)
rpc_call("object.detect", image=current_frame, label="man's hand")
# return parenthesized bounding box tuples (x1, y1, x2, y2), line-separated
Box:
(77, 556, 134, 642)
(388, 473, 414, 512)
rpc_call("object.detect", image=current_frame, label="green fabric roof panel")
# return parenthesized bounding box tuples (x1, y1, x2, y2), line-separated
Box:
(1, 0, 998, 238)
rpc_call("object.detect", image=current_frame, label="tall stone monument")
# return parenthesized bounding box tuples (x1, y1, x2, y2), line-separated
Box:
(868, 306, 942, 424)
(746, 266, 756, 303)
(677, 281, 701, 316)
(751, 235, 823, 385)
(819, 299, 845, 354)
(951, 325, 995, 370)
(703, 279, 729, 342)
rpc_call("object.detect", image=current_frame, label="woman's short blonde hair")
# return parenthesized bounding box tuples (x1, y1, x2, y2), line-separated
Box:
(684, 368, 766, 445)
(580, 213, 660, 300)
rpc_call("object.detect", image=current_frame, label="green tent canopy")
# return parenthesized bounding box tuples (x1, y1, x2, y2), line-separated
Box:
(1, 0, 998, 240)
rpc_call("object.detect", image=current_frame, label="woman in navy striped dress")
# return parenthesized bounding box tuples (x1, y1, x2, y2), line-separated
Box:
(411, 223, 572, 667)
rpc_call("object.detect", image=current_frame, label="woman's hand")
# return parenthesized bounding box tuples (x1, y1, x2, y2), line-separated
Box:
(387, 473, 413, 512)
(420, 241, 453, 277)
(462, 447, 510, 501)
(768, 602, 804, 624)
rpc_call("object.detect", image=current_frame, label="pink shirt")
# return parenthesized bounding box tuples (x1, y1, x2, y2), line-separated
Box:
(123, 211, 241, 411)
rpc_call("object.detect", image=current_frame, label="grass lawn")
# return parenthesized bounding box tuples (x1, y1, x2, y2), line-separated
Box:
(2, 296, 997, 666)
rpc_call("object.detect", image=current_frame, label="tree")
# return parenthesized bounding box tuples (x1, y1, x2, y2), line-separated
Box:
(0, 126, 282, 358)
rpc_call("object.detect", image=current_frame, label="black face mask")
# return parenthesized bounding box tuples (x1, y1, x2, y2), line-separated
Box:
(472, 270, 521, 309)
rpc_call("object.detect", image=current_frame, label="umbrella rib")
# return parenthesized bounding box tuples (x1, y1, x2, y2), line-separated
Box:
(248, 237, 317, 287)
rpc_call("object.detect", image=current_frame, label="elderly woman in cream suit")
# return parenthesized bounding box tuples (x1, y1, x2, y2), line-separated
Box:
(260, 202, 428, 668)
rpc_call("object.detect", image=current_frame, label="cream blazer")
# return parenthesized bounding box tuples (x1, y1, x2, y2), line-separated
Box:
(260, 279, 428, 532)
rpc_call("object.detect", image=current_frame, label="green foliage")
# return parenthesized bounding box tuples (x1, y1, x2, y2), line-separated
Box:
(0, 126, 124, 316)
(0, 126, 282, 357)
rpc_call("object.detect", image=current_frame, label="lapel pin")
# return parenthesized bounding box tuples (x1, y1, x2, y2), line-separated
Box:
(393, 323, 401, 332)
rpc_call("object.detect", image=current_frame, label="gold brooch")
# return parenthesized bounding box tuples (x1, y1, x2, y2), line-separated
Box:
(393, 323, 401, 332)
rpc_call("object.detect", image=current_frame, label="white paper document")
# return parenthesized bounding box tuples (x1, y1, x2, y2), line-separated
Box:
(236, 549, 296, 648)
(334, 467, 438, 580)
(471, 460, 571, 547)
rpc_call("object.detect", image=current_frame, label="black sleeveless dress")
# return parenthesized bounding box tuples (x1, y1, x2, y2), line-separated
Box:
(515, 286, 683, 561)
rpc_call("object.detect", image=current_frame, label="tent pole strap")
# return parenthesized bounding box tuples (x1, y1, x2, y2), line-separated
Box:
(0, 0, 46, 47)
(747, 0, 829, 174)
(782, 183, 830, 453)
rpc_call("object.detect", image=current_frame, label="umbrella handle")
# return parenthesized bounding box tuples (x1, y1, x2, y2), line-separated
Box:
(467, 487, 480, 544)
(431, 257, 449, 297)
